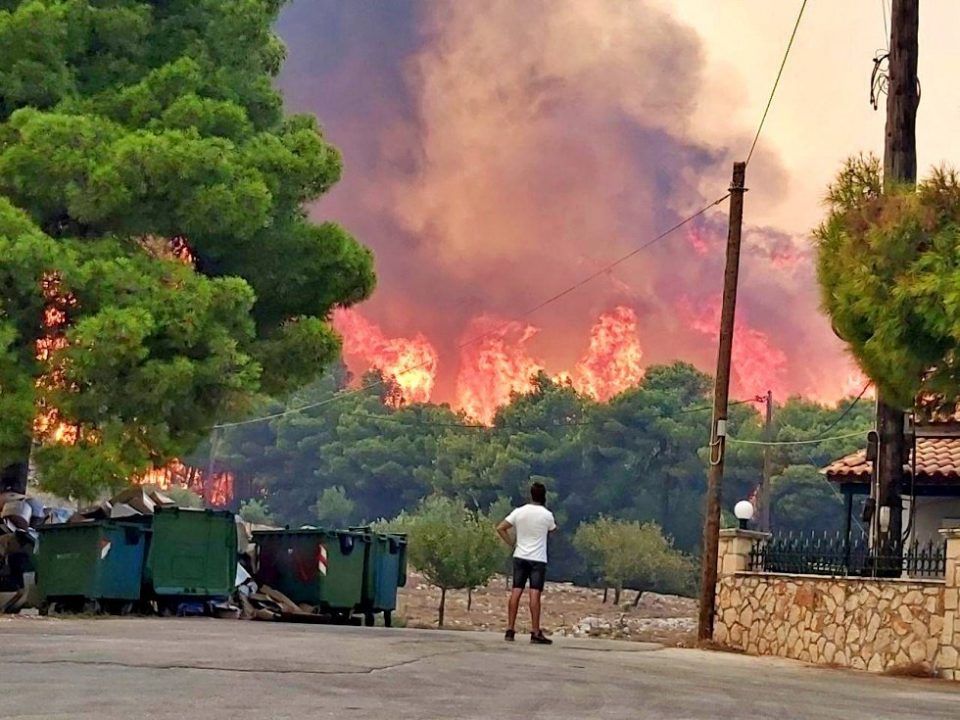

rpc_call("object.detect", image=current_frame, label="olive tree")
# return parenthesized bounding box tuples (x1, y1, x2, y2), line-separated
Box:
(387, 496, 505, 626)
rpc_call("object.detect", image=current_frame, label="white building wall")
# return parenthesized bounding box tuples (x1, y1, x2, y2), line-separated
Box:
(903, 496, 960, 545)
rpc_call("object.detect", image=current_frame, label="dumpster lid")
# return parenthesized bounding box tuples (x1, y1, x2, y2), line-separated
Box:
(252, 527, 355, 538)
(38, 519, 151, 533)
(155, 506, 235, 519)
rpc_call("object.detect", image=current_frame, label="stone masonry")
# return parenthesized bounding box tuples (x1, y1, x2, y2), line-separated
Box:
(940, 528, 960, 680)
(715, 528, 960, 677)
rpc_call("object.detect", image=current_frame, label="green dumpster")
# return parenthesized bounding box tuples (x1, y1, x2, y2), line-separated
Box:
(354, 531, 407, 627)
(144, 507, 236, 602)
(253, 529, 369, 616)
(36, 521, 148, 614)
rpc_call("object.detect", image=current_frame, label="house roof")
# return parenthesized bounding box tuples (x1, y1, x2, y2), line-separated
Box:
(825, 438, 960, 485)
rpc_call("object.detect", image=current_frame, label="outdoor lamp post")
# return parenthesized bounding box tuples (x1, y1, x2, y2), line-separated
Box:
(734, 500, 754, 530)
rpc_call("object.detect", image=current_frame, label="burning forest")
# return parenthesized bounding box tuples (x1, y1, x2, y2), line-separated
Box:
(277, 0, 866, 417)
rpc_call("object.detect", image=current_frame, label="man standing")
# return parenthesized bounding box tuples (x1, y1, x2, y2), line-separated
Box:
(497, 481, 556, 645)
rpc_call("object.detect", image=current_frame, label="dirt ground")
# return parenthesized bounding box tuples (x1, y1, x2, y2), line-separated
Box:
(396, 572, 697, 646)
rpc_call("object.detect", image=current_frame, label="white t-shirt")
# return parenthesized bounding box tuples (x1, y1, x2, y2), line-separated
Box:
(504, 504, 556, 564)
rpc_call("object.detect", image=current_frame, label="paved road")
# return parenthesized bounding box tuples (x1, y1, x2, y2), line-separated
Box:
(2, 617, 959, 719)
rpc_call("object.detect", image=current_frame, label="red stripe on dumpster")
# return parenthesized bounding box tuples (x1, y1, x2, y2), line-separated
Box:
(317, 544, 328, 576)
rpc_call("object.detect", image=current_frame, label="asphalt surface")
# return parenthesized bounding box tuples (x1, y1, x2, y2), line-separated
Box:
(2, 618, 959, 719)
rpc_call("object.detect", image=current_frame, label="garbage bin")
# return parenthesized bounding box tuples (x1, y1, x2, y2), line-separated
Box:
(36, 521, 147, 614)
(355, 531, 407, 627)
(144, 507, 236, 606)
(253, 529, 368, 617)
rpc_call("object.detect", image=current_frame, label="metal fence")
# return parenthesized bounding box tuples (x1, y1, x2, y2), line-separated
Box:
(747, 531, 946, 579)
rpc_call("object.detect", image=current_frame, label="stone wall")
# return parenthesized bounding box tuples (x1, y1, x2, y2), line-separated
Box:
(715, 528, 960, 678)
(940, 533, 960, 679)
(715, 573, 943, 672)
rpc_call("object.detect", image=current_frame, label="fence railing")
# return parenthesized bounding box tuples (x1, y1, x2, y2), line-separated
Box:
(747, 531, 946, 579)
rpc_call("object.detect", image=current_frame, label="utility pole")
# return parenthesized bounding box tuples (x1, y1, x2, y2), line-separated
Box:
(875, 0, 918, 566)
(759, 390, 774, 532)
(698, 161, 747, 642)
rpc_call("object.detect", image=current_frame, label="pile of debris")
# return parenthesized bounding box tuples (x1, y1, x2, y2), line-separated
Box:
(0, 487, 179, 614)
(66, 487, 178, 522)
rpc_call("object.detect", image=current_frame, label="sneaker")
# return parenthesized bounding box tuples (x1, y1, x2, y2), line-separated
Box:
(504, 629, 516, 642)
(530, 630, 553, 645)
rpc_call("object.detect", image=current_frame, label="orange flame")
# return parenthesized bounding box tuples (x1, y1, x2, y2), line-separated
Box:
(33, 271, 79, 444)
(805, 367, 875, 406)
(685, 297, 789, 400)
(332, 308, 439, 404)
(335, 307, 650, 424)
(454, 316, 544, 424)
(573, 306, 644, 402)
(32, 241, 225, 509)
(137, 459, 234, 507)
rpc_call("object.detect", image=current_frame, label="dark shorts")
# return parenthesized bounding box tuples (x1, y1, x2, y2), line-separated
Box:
(512, 558, 547, 591)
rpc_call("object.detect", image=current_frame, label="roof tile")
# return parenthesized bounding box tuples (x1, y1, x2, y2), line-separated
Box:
(825, 438, 960, 484)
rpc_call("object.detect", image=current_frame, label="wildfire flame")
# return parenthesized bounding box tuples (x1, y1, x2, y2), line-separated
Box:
(335, 306, 647, 424)
(573, 306, 644, 402)
(332, 307, 438, 405)
(454, 316, 545, 424)
(33, 271, 79, 444)
(32, 239, 231, 505)
(685, 297, 789, 400)
(137, 459, 234, 508)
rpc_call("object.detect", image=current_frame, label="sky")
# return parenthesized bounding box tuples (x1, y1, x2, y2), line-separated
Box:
(272, 0, 956, 418)
(667, 0, 960, 234)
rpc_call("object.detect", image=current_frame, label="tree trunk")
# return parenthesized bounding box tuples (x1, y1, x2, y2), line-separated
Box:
(438, 587, 446, 627)
(633, 589, 645, 607)
(660, 479, 671, 528)
(613, 585, 621, 605)
(603, 587, 608, 604)
(467, 587, 473, 612)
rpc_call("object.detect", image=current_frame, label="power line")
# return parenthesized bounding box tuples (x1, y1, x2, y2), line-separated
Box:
(881, 0, 889, 47)
(726, 428, 868, 447)
(729, 383, 871, 447)
(214, 193, 732, 430)
(810, 381, 872, 439)
(745, 0, 809, 165)
(333, 396, 763, 432)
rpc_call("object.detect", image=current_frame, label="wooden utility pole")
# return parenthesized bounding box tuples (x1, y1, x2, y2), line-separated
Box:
(697, 161, 747, 642)
(875, 0, 918, 562)
(759, 390, 774, 532)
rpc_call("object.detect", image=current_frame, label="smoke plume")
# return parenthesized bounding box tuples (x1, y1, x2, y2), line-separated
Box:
(276, 0, 861, 416)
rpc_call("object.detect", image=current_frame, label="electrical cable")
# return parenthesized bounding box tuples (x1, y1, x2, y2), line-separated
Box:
(726, 428, 868, 447)
(214, 193, 732, 430)
(810, 381, 873, 440)
(881, 0, 889, 47)
(332, 395, 762, 432)
(745, 0, 809, 166)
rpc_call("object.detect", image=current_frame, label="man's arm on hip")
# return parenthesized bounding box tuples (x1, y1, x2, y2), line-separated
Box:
(496, 520, 514, 548)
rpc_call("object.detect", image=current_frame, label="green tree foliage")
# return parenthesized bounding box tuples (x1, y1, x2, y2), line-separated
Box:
(385, 496, 505, 626)
(238, 498, 274, 526)
(0, 0, 374, 497)
(574, 517, 696, 603)
(816, 154, 960, 410)
(769, 465, 843, 534)
(218, 361, 871, 579)
(313, 485, 355, 528)
(580, 363, 712, 549)
(724, 395, 871, 534)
